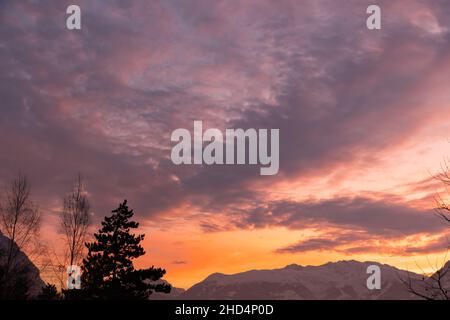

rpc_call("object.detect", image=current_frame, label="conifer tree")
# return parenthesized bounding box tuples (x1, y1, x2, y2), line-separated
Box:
(38, 283, 60, 300)
(80, 200, 170, 299)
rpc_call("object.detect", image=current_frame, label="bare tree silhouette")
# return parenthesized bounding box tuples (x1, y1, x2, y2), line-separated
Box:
(0, 173, 41, 298)
(404, 159, 450, 300)
(60, 174, 91, 268)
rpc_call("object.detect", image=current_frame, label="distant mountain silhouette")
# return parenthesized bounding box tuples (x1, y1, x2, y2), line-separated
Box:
(0, 231, 45, 298)
(176, 260, 426, 300)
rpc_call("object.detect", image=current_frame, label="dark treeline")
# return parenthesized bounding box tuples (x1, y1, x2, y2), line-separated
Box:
(0, 173, 170, 300)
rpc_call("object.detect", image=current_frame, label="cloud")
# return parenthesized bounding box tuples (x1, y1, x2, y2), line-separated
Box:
(276, 229, 450, 256)
(268, 197, 443, 236)
(197, 195, 449, 256)
(1, 0, 450, 247)
(275, 232, 372, 254)
(403, 235, 450, 255)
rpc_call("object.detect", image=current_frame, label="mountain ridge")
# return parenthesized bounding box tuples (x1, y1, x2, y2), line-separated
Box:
(162, 260, 432, 300)
(0, 231, 45, 298)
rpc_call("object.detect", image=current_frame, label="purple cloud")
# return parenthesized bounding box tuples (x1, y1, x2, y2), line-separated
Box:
(0, 0, 450, 247)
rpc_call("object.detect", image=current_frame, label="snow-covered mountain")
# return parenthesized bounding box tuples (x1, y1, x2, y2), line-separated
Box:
(0, 231, 45, 298)
(179, 260, 424, 300)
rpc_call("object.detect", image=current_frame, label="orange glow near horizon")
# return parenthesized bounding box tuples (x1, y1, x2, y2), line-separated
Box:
(135, 225, 450, 289)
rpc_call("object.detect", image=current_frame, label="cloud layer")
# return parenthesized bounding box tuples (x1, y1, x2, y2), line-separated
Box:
(1, 0, 450, 261)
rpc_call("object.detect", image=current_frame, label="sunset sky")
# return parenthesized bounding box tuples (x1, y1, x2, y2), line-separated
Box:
(1, 0, 450, 289)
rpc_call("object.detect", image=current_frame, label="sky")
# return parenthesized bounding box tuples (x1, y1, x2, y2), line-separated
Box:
(1, 0, 450, 289)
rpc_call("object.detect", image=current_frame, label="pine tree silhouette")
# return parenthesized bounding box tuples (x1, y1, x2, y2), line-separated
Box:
(38, 283, 60, 300)
(80, 200, 170, 299)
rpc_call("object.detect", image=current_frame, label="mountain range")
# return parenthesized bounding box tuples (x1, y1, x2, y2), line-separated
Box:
(155, 260, 450, 300)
